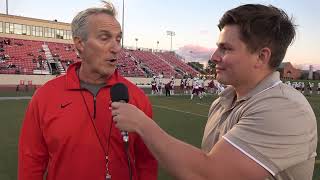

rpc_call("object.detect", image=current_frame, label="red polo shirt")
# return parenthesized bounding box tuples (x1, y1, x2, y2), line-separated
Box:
(18, 62, 158, 180)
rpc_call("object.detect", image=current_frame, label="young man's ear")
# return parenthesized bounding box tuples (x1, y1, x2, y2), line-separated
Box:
(255, 47, 271, 68)
(73, 37, 84, 54)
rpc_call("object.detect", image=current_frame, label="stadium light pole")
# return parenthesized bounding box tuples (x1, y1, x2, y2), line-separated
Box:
(156, 41, 159, 52)
(166, 30, 175, 51)
(121, 0, 125, 48)
(6, 0, 8, 15)
(135, 38, 138, 49)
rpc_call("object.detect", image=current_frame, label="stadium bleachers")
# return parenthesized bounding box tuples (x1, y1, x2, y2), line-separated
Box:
(0, 38, 45, 74)
(0, 37, 199, 77)
(129, 50, 180, 78)
(117, 50, 146, 77)
(157, 52, 198, 77)
(46, 42, 80, 63)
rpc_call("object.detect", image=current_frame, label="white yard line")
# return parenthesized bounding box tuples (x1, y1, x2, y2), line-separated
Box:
(153, 104, 207, 118)
(196, 103, 210, 107)
(0, 96, 32, 100)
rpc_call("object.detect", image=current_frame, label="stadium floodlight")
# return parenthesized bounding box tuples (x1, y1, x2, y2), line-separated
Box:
(166, 30, 175, 51)
(156, 41, 159, 51)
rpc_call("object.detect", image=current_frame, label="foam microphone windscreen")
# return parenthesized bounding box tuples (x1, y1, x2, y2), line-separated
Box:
(110, 83, 129, 103)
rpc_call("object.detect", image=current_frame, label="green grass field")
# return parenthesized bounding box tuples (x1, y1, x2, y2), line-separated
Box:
(0, 91, 319, 179)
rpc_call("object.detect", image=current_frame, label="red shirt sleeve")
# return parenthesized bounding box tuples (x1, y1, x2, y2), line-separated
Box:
(134, 95, 158, 180)
(18, 96, 49, 180)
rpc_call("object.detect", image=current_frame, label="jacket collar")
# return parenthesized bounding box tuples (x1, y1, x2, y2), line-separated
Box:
(65, 62, 121, 90)
(238, 71, 281, 101)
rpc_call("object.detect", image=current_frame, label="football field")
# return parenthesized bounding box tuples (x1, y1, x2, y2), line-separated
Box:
(0, 91, 319, 180)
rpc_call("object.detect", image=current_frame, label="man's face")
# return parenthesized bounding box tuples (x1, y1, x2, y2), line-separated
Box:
(211, 25, 259, 87)
(76, 13, 122, 79)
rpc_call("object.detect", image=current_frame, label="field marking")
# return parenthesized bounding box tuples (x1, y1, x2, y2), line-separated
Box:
(152, 104, 208, 118)
(196, 103, 210, 107)
(0, 96, 32, 100)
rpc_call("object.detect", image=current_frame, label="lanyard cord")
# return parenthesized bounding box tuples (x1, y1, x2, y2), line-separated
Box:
(79, 90, 113, 174)
(76, 69, 132, 180)
(81, 91, 133, 180)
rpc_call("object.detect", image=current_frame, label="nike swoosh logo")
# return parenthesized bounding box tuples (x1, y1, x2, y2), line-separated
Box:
(61, 102, 72, 108)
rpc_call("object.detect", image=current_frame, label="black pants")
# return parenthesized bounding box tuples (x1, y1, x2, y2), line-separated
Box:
(165, 88, 170, 96)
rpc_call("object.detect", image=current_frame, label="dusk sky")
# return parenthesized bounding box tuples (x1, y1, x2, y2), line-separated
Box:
(1, 0, 319, 68)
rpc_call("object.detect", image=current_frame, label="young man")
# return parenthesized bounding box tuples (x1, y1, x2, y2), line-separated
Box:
(165, 80, 172, 97)
(18, 3, 157, 180)
(170, 76, 175, 95)
(157, 72, 164, 95)
(151, 76, 157, 95)
(190, 76, 200, 100)
(179, 78, 185, 93)
(111, 4, 317, 180)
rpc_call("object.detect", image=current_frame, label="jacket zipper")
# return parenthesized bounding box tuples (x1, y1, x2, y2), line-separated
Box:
(93, 96, 96, 119)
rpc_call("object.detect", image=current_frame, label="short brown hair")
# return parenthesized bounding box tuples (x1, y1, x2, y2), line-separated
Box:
(218, 4, 296, 68)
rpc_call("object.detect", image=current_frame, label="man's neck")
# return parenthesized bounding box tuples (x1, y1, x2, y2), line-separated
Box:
(78, 65, 110, 85)
(234, 70, 273, 99)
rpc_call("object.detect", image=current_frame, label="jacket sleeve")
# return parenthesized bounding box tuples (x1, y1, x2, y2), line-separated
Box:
(134, 96, 158, 180)
(18, 96, 49, 180)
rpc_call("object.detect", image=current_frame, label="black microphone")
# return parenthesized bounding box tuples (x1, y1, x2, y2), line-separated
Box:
(110, 83, 133, 180)
(110, 83, 129, 143)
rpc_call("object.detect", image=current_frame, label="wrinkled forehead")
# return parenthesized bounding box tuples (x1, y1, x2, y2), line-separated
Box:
(87, 13, 121, 33)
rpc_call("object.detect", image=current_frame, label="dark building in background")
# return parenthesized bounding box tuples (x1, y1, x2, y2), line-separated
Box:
(313, 70, 320, 80)
(277, 62, 301, 80)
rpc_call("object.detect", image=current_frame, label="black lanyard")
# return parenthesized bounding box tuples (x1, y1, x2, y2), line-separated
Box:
(80, 90, 113, 179)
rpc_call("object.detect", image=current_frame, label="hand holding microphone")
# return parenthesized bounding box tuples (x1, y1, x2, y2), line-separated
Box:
(111, 83, 141, 180)
(110, 83, 130, 143)
(110, 83, 151, 137)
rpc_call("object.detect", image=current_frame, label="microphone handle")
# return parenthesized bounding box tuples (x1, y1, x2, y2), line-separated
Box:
(121, 131, 129, 143)
(118, 100, 129, 143)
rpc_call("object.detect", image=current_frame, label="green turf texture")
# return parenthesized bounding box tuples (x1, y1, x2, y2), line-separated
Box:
(0, 94, 319, 180)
